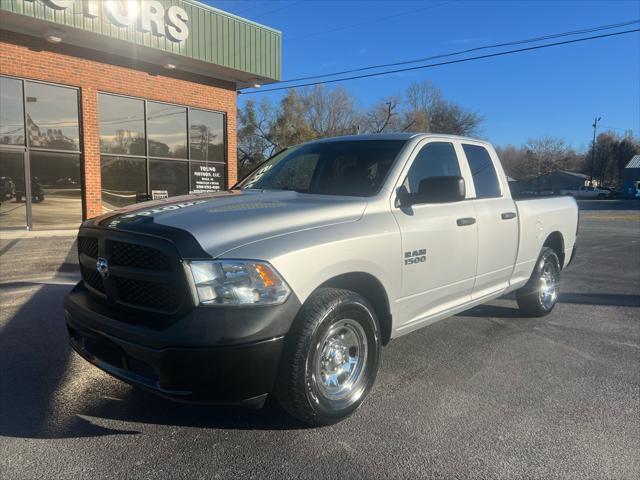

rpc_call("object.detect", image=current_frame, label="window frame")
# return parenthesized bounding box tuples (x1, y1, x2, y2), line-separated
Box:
(459, 141, 503, 200)
(97, 91, 228, 204)
(401, 141, 463, 194)
(0, 75, 84, 229)
(392, 138, 475, 206)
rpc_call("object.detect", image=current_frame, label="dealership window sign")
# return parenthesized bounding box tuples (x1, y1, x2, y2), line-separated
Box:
(37, 0, 189, 42)
(191, 164, 225, 193)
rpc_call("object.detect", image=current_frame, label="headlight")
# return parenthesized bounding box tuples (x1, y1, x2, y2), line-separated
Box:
(187, 260, 291, 306)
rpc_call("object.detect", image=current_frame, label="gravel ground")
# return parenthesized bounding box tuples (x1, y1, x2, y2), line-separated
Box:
(0, 204, 638, 479)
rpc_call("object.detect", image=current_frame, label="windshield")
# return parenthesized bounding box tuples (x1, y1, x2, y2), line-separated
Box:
(238, 140, 407, 197)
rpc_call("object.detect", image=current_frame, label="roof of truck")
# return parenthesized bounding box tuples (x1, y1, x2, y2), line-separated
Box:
(309, 133, 490, 144)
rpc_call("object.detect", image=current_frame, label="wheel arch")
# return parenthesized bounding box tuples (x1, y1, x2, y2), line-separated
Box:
(543, 231, 565, 268)
(317, 272, 392, 345)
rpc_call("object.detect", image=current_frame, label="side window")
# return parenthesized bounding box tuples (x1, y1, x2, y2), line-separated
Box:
(462, 144, 501, 199)
(404, 142, 461, 193)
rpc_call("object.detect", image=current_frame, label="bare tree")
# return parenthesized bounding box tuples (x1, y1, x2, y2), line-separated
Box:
(525, 136, 571, 177)
(304, 85, 359, 137)
(362, 97, 402, 133)
(237, 80, 485, 178)
(237, 98, 278, 177)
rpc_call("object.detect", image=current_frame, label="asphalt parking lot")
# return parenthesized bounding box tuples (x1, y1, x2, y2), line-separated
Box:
(1, 200, 639, 479)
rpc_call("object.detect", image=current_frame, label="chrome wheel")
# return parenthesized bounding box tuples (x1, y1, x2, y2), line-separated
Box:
(538, 258, 559, 310)
(309, 318, 368, 405)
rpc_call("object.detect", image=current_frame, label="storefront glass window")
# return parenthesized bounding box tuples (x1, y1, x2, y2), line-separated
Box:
(0, 77, 25, 146)
(149, 159, 189, 197)
(99, 95, 145, 156)
(0, 77, 82, 231)
(100, 156, 148, 211)
(29, 151, 82, 229)
(0, 150, 27, 229)
(24, 81, 79, 151)
(97, 94, 226, 211)
(147, 102, 187, 159)
(189, 109, 224, 162)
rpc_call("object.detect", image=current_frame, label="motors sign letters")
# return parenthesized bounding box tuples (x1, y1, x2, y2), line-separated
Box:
(40, 0, 189, 42)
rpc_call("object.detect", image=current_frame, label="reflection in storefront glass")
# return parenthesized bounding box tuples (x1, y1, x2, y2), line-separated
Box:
(100, 155, 148, 212)
(149, 159, 188, 197)
(189, 109, 224, 162)
(0, 150, 27, 229)
(24, 82, 79, 151)
(99, 94, 146, 156)
(0, 77, 25, 146)
(29, 151, 82, 229)
(147, 102, 187, 159)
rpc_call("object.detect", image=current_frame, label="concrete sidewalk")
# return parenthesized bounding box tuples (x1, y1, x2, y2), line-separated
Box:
(0, 235, 79, 285)
(1, 229, 78, 240)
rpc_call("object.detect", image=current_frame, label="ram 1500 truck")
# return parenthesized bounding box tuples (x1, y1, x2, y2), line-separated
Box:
(64, 133, 578, 425)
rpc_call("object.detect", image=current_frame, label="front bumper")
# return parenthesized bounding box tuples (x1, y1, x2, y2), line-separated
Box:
(64, 283, 300, 406)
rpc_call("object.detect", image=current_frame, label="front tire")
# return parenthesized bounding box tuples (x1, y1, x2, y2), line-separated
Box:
(275, 288, 381, 426)
(516, 247, 561, 317)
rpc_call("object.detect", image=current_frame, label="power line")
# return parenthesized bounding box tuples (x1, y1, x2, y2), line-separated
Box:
(600, 125, 637, 133)
(251, 1, 301, 20)
(231, 1, 270, 16)
(279, 19, 640, 84)
(287, 0, 459, 41)
(240, 28, 640, 94)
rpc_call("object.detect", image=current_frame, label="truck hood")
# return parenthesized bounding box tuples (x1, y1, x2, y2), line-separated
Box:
(89, 190, 367, 258)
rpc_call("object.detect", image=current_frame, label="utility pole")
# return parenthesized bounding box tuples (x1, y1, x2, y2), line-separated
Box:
(589, 116, 601, 185)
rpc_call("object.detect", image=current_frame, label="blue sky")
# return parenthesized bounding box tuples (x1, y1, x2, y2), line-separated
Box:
(208, 0, 639, 150)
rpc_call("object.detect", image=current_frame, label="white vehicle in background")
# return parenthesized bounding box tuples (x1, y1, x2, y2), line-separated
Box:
(65, 133, 579, 425)
(560, 185, 610, 199)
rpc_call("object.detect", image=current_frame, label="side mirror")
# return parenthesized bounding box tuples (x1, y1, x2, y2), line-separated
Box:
(397, 176, 465, 207)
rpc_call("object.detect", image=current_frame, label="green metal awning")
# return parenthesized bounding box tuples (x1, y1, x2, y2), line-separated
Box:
(0, 0, 282, 84)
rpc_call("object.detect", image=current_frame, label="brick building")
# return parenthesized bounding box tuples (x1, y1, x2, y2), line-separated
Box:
(0, 0, 281, 230)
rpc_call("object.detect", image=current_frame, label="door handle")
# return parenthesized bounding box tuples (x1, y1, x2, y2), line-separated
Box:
(501, 212, 517, 220)
(456, 217, 476, 226)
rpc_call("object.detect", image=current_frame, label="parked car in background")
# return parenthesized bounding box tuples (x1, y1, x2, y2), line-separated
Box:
(560, 185, 610, 199)
(15, 177, 45, 203)
(0, 176, 15, 201)
(600, 187, 623, 199)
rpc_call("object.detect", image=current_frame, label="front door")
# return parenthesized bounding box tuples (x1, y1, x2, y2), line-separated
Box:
(392, 140, 478, 331)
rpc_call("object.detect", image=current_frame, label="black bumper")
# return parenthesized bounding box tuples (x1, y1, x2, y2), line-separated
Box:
(64, 283, 300, 406)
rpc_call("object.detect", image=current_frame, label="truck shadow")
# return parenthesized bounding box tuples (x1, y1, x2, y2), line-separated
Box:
(0, 282, 306, 440)
(460, 292, 640, 319)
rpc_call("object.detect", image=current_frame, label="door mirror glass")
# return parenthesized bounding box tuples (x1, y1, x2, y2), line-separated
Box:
(398, 176, 465, 206)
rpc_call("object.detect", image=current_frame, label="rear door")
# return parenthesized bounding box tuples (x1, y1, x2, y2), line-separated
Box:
(459, 142, 519, 298)
(392, 139, 478, 328)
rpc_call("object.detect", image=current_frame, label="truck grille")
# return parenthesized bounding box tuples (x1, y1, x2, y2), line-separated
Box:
(114, 277, 179, 311)
(110, 241, 170, 271)
(78, 236, 98, 258)
(80, 264, 106, 293)
(77, 230, 191, 317)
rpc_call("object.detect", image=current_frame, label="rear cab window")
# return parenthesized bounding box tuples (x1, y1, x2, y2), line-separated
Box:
(462, 143, 501, 199)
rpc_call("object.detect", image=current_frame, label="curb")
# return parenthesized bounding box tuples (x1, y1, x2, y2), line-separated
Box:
(0, 229, 78, 240)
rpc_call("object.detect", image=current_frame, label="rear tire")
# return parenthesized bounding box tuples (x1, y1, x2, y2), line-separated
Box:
(516, 247, 561, 317)
(275, 288, 381, 426)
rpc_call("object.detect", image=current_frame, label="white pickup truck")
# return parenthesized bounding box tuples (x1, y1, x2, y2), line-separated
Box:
(560, 185, 610, 199)
(65, 133, 578, 425)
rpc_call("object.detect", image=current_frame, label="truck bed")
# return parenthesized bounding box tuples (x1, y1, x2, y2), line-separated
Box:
(509, 195, 578, 290)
